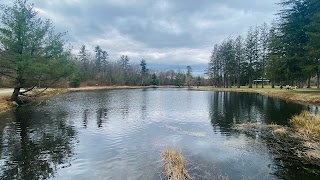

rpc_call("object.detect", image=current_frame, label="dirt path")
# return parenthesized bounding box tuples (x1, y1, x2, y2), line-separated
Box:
(0, 89, 12, 95)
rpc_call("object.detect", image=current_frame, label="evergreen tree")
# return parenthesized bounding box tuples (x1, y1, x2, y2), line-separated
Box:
(306, 0, 320, 88)
(0, 0, 74, 102)
(208, 44, 221, 87)
(150, 73, 159, 86)
(186, 66, 193, 87)
(278, 0, 311, 85)
(94, 45, 102, 72)
(234, 36, 244, 88)
(140, 59, 148, 86)
(266, 21, 285, 88)
(174, 71, 185, 87)
(77, 45, 90, 82)
(244, 27, 259, 88)
(259, 23, 269, 88)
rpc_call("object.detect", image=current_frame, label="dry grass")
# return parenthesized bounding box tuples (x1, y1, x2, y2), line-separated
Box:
(0, 88, 68, 113)
(233, 111, 320, 167)
(0, 96, 12, 113)
(161, 148, 193, 180)
(290, 110, 320, 140)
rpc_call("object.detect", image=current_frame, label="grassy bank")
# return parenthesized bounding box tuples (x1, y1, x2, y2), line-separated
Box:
(193, 86, 320, 105)
(0, 96, 13, 113)
(0, 88, 67, 113)
(233, 111, 320, 170)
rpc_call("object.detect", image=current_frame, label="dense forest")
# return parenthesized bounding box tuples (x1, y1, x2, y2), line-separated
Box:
(207, 0, 320, 88)
(0, 0, 320, 102)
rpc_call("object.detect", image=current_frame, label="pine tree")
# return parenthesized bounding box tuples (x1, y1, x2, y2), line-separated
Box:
(0, 0, 73, 102)
(244, 27, 259, 88)
(140, 59, 148, 86)
(186, 66, 193, 87)
(234, 36, 244, 88)
(150, 73, 159, 85)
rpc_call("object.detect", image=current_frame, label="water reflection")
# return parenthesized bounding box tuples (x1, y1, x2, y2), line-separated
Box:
(0, 89, 318, 179)
(83, 109, 89, 128)
(0, 107, 77, 179)
(208, 92, 319, 179)
(96, 108, 108, 128)
(209, 92, 307, 132)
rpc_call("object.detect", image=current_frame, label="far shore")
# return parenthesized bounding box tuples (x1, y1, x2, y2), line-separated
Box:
(0, 85, 177, 113)
(67, 85, 177, 92)
(1, 85, 320, 113)
(193, 86, 320, 106)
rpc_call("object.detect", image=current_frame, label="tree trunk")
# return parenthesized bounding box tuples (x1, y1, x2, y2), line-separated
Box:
(248, 76, 252, 88)
(307, 76, 311, 88)
(317, 73, 319, 89)
(11, 87, 21, 103)
(271, 82, 275, 88)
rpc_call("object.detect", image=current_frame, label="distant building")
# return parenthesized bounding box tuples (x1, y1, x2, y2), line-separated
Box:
(253, 77, 270, 85)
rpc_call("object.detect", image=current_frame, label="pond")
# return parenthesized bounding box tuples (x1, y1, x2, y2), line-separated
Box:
(0, 88, 318, 179)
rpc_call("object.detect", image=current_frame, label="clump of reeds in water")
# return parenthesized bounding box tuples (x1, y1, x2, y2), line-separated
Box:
(290, 110, 320, 140)
(161, 148, 193, 180)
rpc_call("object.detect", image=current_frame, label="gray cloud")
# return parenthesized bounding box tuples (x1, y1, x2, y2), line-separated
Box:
(6, 0, 280, 74)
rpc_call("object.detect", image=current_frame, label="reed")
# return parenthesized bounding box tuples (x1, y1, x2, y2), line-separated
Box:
(290, 110, 320, 140)
(161, 148, 193, 180)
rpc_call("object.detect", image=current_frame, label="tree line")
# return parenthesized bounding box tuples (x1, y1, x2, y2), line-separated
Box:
(71, 45, 204, 87)
(0, 0, 209, 102)
(207, 0, 320, 88)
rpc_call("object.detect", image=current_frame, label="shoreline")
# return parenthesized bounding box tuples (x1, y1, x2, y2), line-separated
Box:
(192, 86, 320, 106)
(67, 85, 177, 92)
(0, 86, 178, 113)
(1, 85, 320, 113)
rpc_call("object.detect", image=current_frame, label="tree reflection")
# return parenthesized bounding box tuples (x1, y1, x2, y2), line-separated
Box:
(209, 92, 307, 132)
(83, 109, 89, 128)
(96, 108, 108, 128)
(0, 107, 77, 179)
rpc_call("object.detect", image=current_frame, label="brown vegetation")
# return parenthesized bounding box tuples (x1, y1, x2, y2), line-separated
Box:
(161, 148, 193, 180)
(233, 111, 320, 168)
(0, 88, 67, 113)
(0, 96, 13, 113)
(290, 110, 320, 140)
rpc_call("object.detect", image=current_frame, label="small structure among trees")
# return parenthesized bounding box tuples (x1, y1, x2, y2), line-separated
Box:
(253, 77, 270, 87)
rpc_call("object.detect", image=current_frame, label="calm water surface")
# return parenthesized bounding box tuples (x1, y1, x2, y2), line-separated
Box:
(0, 88, 318, 179)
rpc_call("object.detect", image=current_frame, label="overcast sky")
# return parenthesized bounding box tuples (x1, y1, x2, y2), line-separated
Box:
(6, 0, 280, 74)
